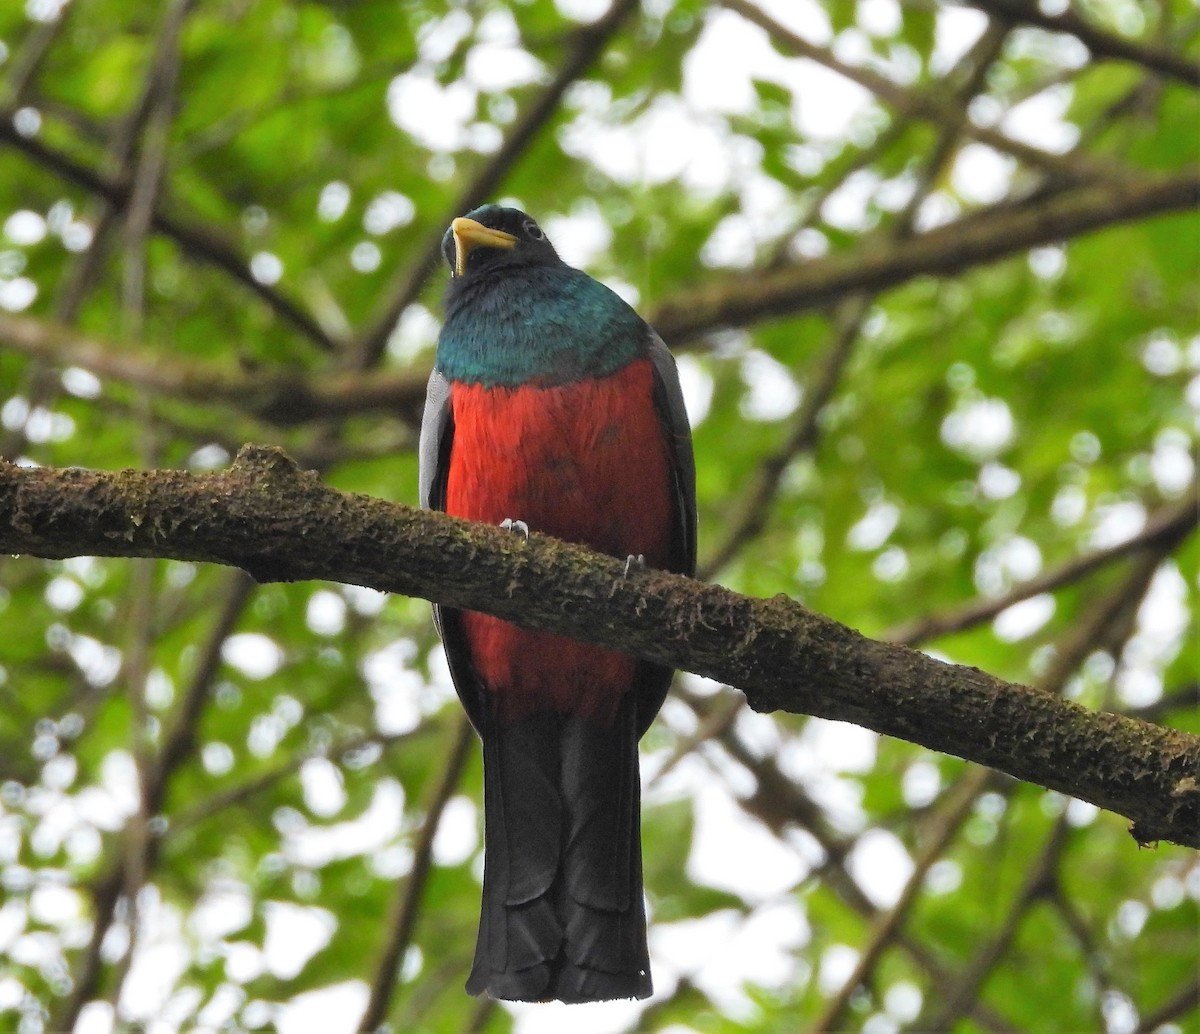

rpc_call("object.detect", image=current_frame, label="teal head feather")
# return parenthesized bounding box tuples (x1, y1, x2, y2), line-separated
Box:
(437, 205, 647, 388)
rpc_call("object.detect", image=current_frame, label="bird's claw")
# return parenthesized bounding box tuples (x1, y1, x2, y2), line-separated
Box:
(500, 518, 529, 540)
(623, 554, 646, 579)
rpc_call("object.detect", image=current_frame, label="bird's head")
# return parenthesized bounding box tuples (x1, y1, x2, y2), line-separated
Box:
(441, 204, 560, 279)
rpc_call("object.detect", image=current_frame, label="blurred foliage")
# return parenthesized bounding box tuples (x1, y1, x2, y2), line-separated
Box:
(0, 0, 1197, 1032)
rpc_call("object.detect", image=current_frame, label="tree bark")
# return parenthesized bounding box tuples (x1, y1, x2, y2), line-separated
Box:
(2, 445, 1196, 848)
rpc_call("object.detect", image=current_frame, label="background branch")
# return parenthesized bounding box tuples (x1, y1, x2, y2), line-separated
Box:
(966, 0, 1200, 87)
(0, 313, 427, 426)
(650, 171, 1199, 341)
(0, 121, 337, 352)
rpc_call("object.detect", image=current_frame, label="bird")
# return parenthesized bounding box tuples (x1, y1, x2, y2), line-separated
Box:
(419, 204, 697, 1003)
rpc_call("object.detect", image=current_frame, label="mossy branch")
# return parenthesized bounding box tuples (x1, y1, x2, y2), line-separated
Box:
(2, 445, 1196, 847)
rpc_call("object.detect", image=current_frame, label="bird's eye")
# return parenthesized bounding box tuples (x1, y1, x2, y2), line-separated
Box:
(523, 219, 545, 241)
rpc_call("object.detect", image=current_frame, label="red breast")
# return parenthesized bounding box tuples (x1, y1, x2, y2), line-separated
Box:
(445, 357, 674, 722)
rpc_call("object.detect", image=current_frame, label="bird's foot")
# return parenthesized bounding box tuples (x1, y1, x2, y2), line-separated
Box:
(500, 518, 530, 540)
(623, 554, 646, 579)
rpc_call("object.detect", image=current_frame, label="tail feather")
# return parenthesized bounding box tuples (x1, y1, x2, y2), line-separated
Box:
(561, 702, 636, 911)
(467, 699, 652, 1003)
(495, 712, 561, 906)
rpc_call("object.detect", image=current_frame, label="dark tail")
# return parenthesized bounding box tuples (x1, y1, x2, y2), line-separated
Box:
(466, 697, 652, 1003)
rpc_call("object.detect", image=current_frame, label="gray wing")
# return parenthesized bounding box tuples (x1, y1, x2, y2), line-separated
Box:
(417, 367, 453, 641)
(419, 367, 452, 511)
(418, 367, 489, 728)
(647, 330, 698, 577)
(631, 329, 697, 737)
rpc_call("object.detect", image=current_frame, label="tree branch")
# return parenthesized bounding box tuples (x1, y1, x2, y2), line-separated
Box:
(809, 770, 989, 1033)
(0, 120, 338, 352)
(918, 817, 1069, 1031)
(52, 572, 254, 1031)
(11, 168, 1193, 429)
(701, 23, 1012, 579)
(0, 313, 427, 426)
(649, 170, 1200, 342)
(360, 717, 473, 1030)
(719, 0, 1130, 182)
(886, 492, 1198, 646)
(966, 0, 1200, 88)
(1, 447, 1196, 848)
(1134, 975, 1200, 1034)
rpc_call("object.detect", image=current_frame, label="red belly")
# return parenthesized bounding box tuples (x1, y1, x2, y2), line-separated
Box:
(445, 358, 673, 722)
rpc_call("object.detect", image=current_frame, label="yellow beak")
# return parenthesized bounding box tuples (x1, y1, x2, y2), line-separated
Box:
(451, 217, 518, 277)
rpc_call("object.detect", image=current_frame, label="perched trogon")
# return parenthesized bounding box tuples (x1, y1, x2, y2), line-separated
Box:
(419, 204, 697, 1003)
